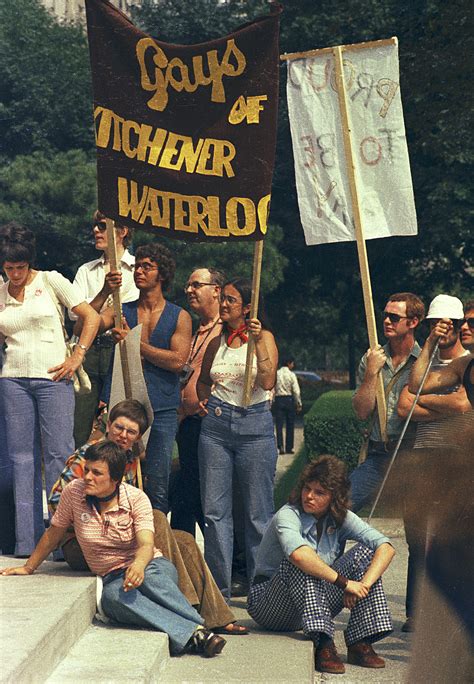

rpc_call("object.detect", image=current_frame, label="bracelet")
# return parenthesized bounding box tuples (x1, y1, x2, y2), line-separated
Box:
(257, 356, 270, 362)
(334, 573, 349, 590)
(76, 343, 88, 352)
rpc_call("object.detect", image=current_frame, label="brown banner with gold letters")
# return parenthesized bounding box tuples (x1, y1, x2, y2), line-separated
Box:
(85, 0, 281, 241)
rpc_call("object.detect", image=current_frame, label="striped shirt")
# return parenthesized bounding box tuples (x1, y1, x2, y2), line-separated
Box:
(51, 479, 161, 576)
(414, 352, 474, 450)
(0, 270, 83, 378)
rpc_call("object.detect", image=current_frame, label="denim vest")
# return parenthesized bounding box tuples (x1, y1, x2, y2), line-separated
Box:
(123, 300, 181, 412)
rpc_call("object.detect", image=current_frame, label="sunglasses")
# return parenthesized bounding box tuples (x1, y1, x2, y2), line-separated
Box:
(462, 317, 474, 330)
(93, 221, 107, 232)
(382, 311, 411, 324)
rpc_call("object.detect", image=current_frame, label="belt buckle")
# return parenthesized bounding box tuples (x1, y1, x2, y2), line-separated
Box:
(214, 407, 222, 417)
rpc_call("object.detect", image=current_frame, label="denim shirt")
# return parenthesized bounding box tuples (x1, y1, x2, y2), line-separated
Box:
(254, 503, 391, 579)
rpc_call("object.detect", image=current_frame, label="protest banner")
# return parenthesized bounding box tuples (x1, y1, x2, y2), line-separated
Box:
(85, 0, 281, 242)
(283, 38, 418, 438)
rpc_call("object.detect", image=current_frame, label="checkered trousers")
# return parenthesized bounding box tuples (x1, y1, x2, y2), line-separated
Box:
(247, 544, 392, 646)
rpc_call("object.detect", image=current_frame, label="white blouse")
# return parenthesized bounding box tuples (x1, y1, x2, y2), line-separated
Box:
(210, 336, 272, 407)
(0, 271, 84, 379)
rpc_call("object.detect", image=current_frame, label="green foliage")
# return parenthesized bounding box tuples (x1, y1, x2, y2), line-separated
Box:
(0, 150, 97, 278)
(304, 390, 367, 471)
(0, 0, 93, 158)
(273, 445, 310, 511)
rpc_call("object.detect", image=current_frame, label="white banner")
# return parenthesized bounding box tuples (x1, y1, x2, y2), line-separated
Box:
(287, 41, 417, 245)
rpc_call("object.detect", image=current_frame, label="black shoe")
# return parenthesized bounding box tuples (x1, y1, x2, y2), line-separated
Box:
(278, 448, 285, 455)
(188, 627, 226, 657)
(401, 617, 415, 633)
(231, 577, 249, 597)
(286, 449, 295, 454)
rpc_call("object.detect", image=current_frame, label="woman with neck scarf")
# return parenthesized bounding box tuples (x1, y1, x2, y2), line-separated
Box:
(196, 278, 278, 602)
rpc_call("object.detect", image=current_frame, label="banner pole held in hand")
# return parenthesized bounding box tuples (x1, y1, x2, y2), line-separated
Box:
(332, 45, 388, 441)
(367, 340, 440, 522)
(105, 217, 143, 489)
(243, 240, 264, 406)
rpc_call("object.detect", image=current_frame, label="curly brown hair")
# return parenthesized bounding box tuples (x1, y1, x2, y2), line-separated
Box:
(135, 243, 176, 291)
(288, 455, 350, 526)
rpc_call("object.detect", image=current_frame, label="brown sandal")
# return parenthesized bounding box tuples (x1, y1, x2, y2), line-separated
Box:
(214, 623, 249, 635)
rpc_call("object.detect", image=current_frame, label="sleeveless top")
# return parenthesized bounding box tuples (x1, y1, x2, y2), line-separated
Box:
(210, 335, 272, 407)
(122, 300, 182, 412)
(463, 358, 474, 407)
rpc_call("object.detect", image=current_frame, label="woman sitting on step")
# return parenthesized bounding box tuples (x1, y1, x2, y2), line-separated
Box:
(1, 441, 226, 658)
(247, 455, 395, 675)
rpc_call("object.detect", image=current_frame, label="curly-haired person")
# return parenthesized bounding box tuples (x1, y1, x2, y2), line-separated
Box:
(100, 242, 192, 513)
(247, 455, 395, 675)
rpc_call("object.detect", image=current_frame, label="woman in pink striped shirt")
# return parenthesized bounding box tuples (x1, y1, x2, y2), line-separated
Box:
(1, 441, 226, 658)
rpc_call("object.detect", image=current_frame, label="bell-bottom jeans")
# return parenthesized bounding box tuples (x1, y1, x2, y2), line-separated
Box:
(0, 377, 74, 556)
(198, 396, 278, 601)
(101, 556, 204, 654)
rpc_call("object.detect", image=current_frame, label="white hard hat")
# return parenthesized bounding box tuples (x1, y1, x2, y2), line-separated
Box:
(426, 294, 464, 320)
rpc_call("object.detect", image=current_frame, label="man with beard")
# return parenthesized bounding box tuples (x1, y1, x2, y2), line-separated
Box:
(397, 295, 472, 632)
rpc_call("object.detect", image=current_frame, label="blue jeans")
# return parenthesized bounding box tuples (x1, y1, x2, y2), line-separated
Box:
(0, 377, 75, 555)
(0, 386, 15, 553)
(101, 556, 203, 655)
(144, 408, 178, 513)
(349, 447, 392, 513)
(198, 396, 278, 601)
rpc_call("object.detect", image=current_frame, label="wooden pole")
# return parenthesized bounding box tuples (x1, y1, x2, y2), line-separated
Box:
(242, 240, 264, 406)
(105, 218, 143, 488)
(280, 37, 397, 62)
(332, 46, 388, 440)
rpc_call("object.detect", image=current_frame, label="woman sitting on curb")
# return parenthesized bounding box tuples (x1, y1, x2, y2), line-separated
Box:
(247, 455, 395, 675)
(2, 441, 226, 658)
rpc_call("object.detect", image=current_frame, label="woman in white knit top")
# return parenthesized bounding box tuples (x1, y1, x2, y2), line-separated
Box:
(0, 222, 99, 556)
(197, 278, 278, 601)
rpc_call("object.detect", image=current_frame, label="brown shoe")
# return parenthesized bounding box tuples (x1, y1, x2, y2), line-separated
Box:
(347, 641, 385, 668)
(315, 640, 346, 674)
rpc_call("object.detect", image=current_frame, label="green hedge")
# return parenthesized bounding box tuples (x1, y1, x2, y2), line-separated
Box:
(303, 390, 367, 472)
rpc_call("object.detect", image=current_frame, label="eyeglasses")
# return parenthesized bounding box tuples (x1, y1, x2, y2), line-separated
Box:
(183, 281, 216, 293)
(461, 317, 474, 330)
(109, 422, 139, 438)
(220, 293, 241, 305)
(382, 311, 410, 324)
(133, 263, 158, 273)
(93, 221, 107, 232)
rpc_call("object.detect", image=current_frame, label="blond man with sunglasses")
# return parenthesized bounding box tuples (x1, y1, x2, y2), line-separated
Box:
(70, 211, 138, 446)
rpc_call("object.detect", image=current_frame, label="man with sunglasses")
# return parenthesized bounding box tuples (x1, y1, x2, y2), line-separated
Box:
(397, 295, 472, 632)
(170, 268, 225, 537)
(70, 210, 138, 446)
(409, 300, 474, 405)
(100, 243, 192, 514)
(350, 292, 425, 513)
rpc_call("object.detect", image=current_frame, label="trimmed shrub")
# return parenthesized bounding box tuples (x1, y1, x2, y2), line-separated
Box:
(303, 390, 367, 472)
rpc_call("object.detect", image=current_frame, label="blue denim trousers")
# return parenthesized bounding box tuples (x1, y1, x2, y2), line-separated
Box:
(0, 377, 75, 555)
(144, 408, 178, 513)
(349, 447, 392, 513)
(0, 387, 15, 554)
(198, 396, 278, 601)
(101, 556, 204, 655)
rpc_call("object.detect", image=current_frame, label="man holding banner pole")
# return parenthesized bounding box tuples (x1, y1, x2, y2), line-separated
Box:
(70, 210, 138, 447)
(350, 292, 424, 514)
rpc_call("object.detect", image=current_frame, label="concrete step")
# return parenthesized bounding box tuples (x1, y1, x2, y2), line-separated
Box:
(46, 623, 169, 683)
(159, 599, 314, 684)
(0, 557, 96, 683)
